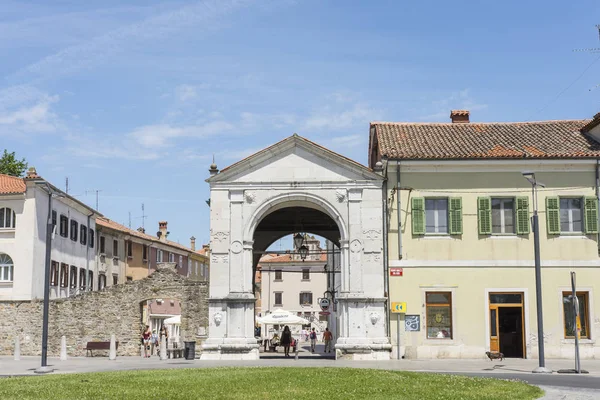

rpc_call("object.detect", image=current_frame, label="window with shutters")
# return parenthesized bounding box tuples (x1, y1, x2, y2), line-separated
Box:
(50, 261, 58, 286)
(69, 265, 77, 289)
(89, 228, 94, 248)
(492, 198, 515, 234)
(70, 220, 78, 242)
(275, 270, 282, 281)
(98, 273, 106, 290)
(480, 197, 529, 235)
(80, 224, 87, 245)
(425, 198, 448, 234)
(113, 239, 118, 257)
(547, 196, 598, 235)
(142, 245, 148, 261)
(88, 271, 93, 291)
(60, 263, 69, 288)
(79, 268, 86, 290)
(59, 215, 68, 238)
(100, 236, 106, 253)
(51, 210, 57, 231)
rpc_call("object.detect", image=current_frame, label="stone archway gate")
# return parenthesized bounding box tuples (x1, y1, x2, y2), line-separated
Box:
(202, 134, 391, 360)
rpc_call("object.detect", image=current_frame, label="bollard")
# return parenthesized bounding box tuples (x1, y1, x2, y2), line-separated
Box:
(140, 344, 145, 358)
(160, 336, 167, 360)
(294, 344, 299, 361)
(60, 336, 67, 361)
(109, 334, 117, 360)
(14, 337, 20, 361)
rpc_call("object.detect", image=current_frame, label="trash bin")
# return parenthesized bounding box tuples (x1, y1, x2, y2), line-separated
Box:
(184, 341, 196, 360)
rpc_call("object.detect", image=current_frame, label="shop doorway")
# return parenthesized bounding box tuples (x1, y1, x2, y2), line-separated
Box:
(489, 292, 524, 358)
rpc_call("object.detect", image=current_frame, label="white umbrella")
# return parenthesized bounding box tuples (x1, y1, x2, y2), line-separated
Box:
(256, 308, 309, 325)
(163, 315, 181, 325)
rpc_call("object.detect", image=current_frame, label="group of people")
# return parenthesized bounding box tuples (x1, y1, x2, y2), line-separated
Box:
(141, 325, 169, 358)
(277, 326, 334, 356)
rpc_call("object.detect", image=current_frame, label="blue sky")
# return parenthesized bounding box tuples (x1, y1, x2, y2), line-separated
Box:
(2, 0, 600, 248)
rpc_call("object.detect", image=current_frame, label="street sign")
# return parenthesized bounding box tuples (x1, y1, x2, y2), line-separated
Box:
(319, 311, 330, 315)
(390, 268, 403, 277)
(391, 302, 407, 313)
(319, 298, 331, 312)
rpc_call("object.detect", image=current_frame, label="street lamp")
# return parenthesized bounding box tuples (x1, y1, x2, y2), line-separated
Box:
(522, 171, 552, 374)
(298, 245, 309, 261)
(34, 183, 64, 374)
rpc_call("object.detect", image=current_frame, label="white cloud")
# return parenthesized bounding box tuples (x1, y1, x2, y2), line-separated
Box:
(305, 103, 382, 131)
(175, 84, 199, 102)
(418, 89, 488, 121)
(0, 88, 61, 134)
(323, 134, 365, 149)
(129, 120, 234, 148)
(8, 0, 261, 83)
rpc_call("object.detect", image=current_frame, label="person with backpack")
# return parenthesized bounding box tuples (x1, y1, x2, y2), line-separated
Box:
(310, 327, 317, 353)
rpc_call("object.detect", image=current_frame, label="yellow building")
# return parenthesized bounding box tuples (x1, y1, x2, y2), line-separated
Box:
(370, 110, 600, 360)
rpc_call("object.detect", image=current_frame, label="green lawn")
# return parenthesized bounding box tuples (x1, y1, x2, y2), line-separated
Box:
(0, 367, 543, 400)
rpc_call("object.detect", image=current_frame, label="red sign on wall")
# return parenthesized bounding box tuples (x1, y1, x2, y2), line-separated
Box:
(390, 267, 403, 277)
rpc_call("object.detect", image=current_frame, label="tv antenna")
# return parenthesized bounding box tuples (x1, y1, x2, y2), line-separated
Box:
(85, 189, 102, 211)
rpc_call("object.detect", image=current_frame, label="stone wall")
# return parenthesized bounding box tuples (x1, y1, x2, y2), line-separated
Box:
(0, 263, 208, 357)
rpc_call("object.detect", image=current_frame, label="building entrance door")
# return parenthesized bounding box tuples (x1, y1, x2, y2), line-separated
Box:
(489, 293, 524, 358)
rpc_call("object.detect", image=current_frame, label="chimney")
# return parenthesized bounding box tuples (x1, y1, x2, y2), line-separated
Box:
(190, 236, 196, 251)
(137, 227, 145, 234)
(25, 167, 41, 179)
(202, 244, 210, 258)
(157, 221, 168, 242)
(450, 110, 470, 124)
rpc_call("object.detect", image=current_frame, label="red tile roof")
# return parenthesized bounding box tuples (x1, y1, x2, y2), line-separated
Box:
(372, 119, 600, 160)
(0, 174, 26, 195)
(96, 217, 196, 254)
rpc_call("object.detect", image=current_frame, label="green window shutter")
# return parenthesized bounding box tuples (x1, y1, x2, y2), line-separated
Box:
(584, 196, 598, 234)
(546, 196, 560, 235)
(411, 197, 425, 235)
(477, 197, 492, 235)
(448, 197, 463, 235)
(515, 196, 530, 235)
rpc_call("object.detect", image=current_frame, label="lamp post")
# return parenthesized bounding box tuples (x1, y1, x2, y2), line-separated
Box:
(522, 171, 552, 374)
(34, 183, 63, 374)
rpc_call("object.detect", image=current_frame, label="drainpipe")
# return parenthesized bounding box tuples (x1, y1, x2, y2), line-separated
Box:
(596, 158, 600, 255)
(85, 213, 93, 291)
(381, 158, 391, 339)
(397, 162, 403, 260)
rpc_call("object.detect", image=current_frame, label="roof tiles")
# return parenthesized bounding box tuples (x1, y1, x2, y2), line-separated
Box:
(372, 119, 600, 160)
(0, 174, 26, 195)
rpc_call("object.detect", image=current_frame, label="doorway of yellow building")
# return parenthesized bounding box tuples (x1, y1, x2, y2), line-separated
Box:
(489, 292, 524, 358)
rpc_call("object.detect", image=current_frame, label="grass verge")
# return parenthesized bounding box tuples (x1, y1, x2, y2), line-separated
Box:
(0, 367, 543, 400)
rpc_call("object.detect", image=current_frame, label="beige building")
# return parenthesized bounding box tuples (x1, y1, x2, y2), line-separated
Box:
(370, 110, 600, 359)
(257, 235, 329, 337)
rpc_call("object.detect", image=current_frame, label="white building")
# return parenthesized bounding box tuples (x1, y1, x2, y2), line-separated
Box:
(0, 168, 99, 301)
(258, 235, 329, 338)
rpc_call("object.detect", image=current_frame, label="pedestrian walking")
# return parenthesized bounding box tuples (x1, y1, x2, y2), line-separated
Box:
(142, 325, 151, 358)
(310, 328, 317, 353)
(323, 328, 333, 353)
(150, 329, 159, 355)
(281, 326, 292, 357)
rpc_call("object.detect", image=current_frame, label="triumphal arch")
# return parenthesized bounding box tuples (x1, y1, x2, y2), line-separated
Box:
(201, 134, 391, 360)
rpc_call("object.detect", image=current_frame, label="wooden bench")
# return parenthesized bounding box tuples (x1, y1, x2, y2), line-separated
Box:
(166, 348, 185, 359)
(85, 341, 119, 357)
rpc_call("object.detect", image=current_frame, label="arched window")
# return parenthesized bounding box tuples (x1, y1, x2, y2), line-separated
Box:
(0, 207, 16, 229)
(0, 253, 14, 282)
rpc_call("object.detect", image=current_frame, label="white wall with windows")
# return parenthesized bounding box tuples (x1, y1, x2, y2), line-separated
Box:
(0, 181, 97, 301)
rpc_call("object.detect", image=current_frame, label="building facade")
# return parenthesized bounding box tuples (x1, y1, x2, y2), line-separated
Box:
(257, 235, 329, 338)
(370, 110, 600, 359)
(0, 168, 99, 301)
